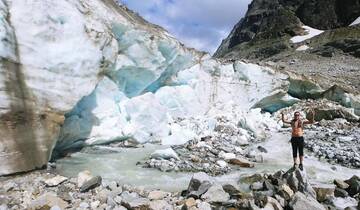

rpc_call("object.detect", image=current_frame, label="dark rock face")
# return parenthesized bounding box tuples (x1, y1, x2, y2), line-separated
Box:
(214, 0, 360, 59)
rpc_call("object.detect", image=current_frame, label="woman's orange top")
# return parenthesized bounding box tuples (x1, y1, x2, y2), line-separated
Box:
(291, 120, 303, 137)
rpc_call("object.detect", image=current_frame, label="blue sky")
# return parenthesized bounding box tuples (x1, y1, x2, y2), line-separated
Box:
(119, 0, 252, 54)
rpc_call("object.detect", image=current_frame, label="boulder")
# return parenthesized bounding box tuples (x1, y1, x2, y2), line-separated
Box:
(28, 193, 68, 210)
(289, 192, 326, 210)
(121, 192, 150, 210)
(278, 184, 294, 201)
(201, 184, 230, 203)
(334, 187, 348, 198)
(148, 190, 168, 200)
(229, 157, 255, 168)
(334, 179, 350, 190)
(222, 184, 241, 196)
(187, 172, 212, 193)
(283, 168, 316, 198)
(79, 176, 102, 192)
(239, 174, 264, 184)
(188, 181, 212, 199)
(312, 183, 335, 202)
(250, 182, 264, 191)
(44, 175, 68, 187)
(197, 201, 211, 210)
(184, 197, 197, 208)
(149, 200, 173, 210)
(344, 175, 360, 196)
(266, 196, 283, 210)
(77, 170, 93, 188)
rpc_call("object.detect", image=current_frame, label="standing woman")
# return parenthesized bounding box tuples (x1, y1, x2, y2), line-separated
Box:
(281, 110, 315, 170)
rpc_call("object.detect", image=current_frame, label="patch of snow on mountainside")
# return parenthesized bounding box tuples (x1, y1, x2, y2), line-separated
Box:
(290, 26, 324, 43)
(350, 16, 360, 26)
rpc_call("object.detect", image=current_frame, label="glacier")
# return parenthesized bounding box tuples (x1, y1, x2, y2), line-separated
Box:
(1, 0, 360, 175)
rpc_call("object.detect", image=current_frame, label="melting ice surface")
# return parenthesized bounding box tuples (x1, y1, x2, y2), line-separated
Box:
(56, 132, 360, 192)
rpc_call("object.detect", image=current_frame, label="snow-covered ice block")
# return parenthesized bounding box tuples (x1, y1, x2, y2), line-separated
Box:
(151, 148, 180, 160)
(162, 123, 197, 145)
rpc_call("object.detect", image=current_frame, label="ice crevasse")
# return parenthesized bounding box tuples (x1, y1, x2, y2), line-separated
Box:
(0, 0, 299, 175)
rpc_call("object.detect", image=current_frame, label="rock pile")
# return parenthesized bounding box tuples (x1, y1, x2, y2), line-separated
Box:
(1, 167, 359, 210)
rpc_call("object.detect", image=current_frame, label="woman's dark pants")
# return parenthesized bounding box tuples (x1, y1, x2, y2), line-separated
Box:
(291, 136, 304, 158)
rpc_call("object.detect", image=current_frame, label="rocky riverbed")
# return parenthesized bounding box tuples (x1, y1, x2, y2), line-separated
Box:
(1, 166, 359, 210)
(140, 115, 265, 176)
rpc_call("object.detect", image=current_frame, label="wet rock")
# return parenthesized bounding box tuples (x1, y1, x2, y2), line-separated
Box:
(274, 194, 286, 208)
(266, 196, 283, 210)
(250, 182, 264, 191)
(334, 187, 349, 198)
(283, 168, 316, 198)
(187, 172, 212, 193)
(334, 179, 350, 190)
(149, 200, 173, 210)
(345, 175, 360, 196)
(278, 184, 294, 200)
(229, 157, 254, 168)
(77, 170, 93, 188)
(312, 183, 335, 202)
(80, 176, 102, 192)
(44, 175, 68, 187)
(257, 146, 268, 153)
(222, 184, 241, 196)
(289, 192, 326, 210)
(240, 174, 264, 184)
(201, 184, 230, 203)
(254, 193, 267, 208)
(28, 193, 68, 210)
(263, 180, 275, 191)
(148, 190, 168, 200)
(188, 181, 212, 199)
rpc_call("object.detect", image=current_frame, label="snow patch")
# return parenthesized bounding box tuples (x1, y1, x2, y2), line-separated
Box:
(350, 16, 360, 26)
(296, 45, 310, 51)
(290, 26, 324, 43)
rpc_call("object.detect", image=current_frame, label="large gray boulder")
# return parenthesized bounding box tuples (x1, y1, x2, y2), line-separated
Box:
(289, 192, 326, 210)
(201, 184, 230, 203)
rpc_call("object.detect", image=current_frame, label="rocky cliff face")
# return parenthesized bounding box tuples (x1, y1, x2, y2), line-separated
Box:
(214, 0, 360, 59)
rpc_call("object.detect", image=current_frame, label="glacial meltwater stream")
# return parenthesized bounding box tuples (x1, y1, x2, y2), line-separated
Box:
(56, 132, 360, 192)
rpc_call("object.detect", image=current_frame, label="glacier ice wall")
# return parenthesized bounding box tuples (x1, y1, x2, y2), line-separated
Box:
(2, 0, 359, 175)
(0, 0, 199, 175)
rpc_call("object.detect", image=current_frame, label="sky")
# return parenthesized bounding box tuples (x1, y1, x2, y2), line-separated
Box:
(119, 0, 252, 54)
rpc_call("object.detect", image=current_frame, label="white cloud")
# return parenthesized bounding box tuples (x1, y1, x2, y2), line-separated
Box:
(119, 0, 252, 54)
